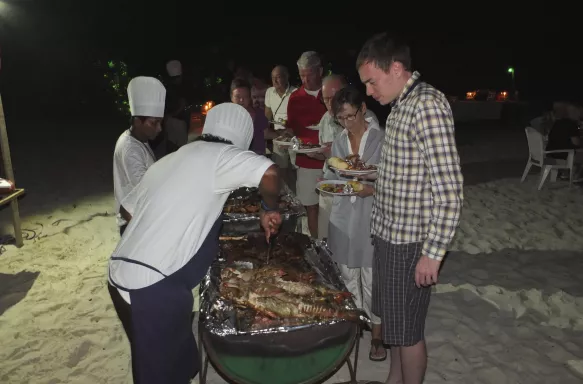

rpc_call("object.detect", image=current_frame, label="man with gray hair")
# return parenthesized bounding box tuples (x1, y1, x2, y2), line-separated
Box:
(286, 51, 327, 237)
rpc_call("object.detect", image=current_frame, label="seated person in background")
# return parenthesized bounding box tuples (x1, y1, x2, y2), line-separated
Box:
(546, 103, 581, 160)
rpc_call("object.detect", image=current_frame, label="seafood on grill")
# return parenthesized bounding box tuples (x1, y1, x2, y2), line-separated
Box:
(219, 263, 357, 323)
(223, 194, 293, 214)
(201, 232, 364, 335)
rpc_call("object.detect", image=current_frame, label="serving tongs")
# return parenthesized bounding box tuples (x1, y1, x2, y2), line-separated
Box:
(265, 232, 278, 265)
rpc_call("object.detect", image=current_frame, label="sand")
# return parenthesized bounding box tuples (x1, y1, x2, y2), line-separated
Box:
(0, 121, 582, 383)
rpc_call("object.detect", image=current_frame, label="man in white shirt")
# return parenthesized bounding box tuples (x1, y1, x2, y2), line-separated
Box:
(113, 77, 165, 236)
(107, 103, 282, 384)
(264, 65, 297, 187)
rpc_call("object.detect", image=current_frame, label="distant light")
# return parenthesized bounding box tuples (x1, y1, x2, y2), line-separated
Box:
(507, 67, 514, 74)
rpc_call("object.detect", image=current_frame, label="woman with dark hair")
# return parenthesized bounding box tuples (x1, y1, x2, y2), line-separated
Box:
(322, 86, 386, 361)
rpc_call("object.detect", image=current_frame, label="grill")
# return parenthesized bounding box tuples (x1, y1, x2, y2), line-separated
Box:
(197, 232, 364, 384)
(221, 186, 305, 236)
(198, 319, 360, 384)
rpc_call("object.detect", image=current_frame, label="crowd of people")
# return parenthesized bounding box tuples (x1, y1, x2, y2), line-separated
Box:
(109, 32, 464, 384)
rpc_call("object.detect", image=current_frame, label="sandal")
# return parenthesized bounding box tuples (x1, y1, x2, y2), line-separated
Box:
(369, 338, 387, 361)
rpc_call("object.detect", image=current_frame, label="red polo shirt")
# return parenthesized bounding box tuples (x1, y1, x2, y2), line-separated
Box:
(286, 86, 327, 169)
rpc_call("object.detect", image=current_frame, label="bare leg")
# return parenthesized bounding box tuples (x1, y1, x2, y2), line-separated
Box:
(386, 347, 403, 384)
(305, 205, 318, 238)
(400, 341, 427, 384)
(370, 324, 387, 360)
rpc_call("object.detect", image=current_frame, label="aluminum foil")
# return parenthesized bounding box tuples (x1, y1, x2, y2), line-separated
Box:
(290, 136, 301, 151)
(222, 185, 305, 223)
(199, 235, 369, 337)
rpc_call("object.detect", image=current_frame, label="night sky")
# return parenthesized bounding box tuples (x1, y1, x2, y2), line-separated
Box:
(0, 0, 580, 120)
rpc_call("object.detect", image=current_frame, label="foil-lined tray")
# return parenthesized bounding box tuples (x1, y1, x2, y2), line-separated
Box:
(200, 233, 366, 337)
(222, 185, 305, 223)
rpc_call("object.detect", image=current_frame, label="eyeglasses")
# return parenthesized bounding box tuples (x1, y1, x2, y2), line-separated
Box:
(335, 105, 361, 124)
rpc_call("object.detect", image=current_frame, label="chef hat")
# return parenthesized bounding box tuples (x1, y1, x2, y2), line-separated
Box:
(127, 77, 166, 118)
(202, 103, 253, 151)
(166, 60, 182, 77)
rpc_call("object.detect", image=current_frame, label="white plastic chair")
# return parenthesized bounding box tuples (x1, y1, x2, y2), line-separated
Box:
(521, 127, 574, 190)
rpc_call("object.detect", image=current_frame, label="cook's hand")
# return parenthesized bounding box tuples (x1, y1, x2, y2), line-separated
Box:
(260, 210, 282, 242)
(357, 184, 375, 198)
(415, 255, 441, 288)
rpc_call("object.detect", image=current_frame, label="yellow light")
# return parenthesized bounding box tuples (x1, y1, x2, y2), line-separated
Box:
(201, 101, 214, 115)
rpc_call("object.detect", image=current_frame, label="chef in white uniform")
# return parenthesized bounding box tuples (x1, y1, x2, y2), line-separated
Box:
(107, 103, 282, 384)
(113, 77, 165, 236)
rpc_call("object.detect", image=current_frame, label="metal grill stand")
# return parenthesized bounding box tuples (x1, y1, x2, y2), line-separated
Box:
(197, 318, 361, 384)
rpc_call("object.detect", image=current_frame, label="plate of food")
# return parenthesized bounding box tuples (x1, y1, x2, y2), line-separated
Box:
(273, 135, 294, 147)
(293, 144, 325, 154)
(289, 137, 325, 154)
(327, 155, 378, 175)
(316, 180, 363, 196)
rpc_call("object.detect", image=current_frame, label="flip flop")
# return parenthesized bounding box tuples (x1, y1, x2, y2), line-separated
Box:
(369, 338, 387, 361)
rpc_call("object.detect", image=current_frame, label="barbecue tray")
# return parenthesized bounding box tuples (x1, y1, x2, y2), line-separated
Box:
(199, 233, 364, 356)
(222, 185, 305, 222)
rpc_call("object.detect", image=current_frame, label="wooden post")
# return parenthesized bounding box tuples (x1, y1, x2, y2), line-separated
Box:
(0, 94, 23, 247)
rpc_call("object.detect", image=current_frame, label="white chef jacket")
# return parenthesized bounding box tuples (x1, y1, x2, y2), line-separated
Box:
(109, 140, 274, 303)
(113, 129, 156, 226)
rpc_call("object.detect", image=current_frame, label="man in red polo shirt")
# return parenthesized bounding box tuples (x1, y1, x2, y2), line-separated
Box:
(287, 51, 327, 237)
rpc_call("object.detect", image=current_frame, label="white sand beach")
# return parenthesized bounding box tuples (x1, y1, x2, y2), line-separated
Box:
(0, 121, 582, 383)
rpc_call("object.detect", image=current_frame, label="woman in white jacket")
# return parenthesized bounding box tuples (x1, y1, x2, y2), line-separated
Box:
(322, 86, 386, 361)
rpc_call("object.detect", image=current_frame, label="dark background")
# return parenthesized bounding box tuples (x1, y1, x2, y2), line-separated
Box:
(0, 0, 580, 124)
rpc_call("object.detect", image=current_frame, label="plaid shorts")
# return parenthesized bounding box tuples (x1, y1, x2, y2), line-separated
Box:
(371, 237, 431, 346)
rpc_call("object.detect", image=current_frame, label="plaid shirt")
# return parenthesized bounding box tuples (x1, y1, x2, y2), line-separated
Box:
(372, 72, 463, 261)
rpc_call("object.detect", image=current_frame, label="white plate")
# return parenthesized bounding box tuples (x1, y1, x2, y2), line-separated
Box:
(306, 125, 320, 130)
(292, 146, 325, 154)
(316, 180, 359, 196)
(273, 138, 294, 147)
(328, 166, 378, 176)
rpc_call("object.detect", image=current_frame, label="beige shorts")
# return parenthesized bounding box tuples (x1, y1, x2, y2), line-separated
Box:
(296, 167, 322, 206)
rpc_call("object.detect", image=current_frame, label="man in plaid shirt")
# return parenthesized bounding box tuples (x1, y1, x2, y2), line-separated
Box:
(357, 33, 463, 384)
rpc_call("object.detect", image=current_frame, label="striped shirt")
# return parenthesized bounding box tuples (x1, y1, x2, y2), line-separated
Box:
(371, 71, 463, 261)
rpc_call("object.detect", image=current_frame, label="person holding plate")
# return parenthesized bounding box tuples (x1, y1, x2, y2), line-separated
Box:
(321, 85, 386, 361)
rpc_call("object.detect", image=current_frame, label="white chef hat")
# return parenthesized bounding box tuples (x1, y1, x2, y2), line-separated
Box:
(127, 77, 166, 118)
(202, 103, 253, 151)
(166, 60, 182, 77)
